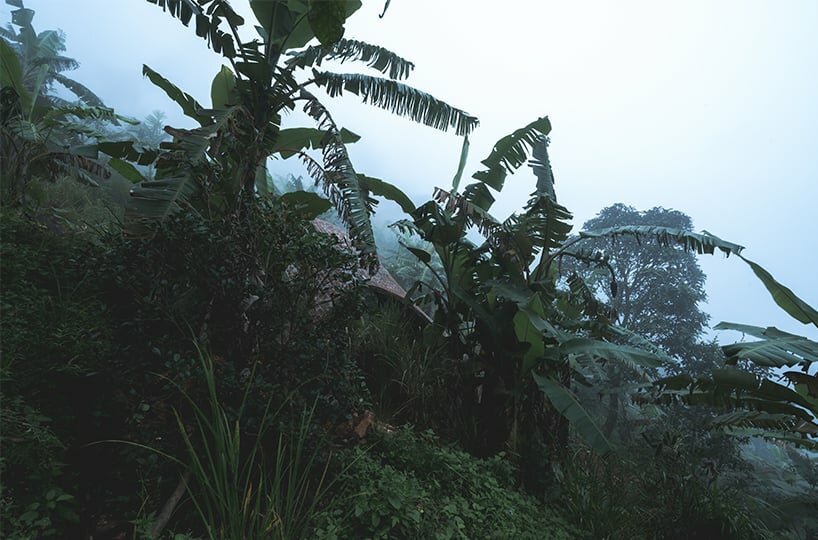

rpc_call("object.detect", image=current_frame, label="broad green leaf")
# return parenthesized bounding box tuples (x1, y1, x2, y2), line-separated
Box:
(533, 373, 612, 455)
(471, 116, 551, 191)
(406, 246, 431, 264)
(279, 190, 332, 218)
(273, 127, 360, 159)
(314, 71, 478, 136)
(0, 38, 30, 111)
(450, 135, 469, 193)
(108, 158, 146, 184)
(235, 60, 272, 84)
(359, 174, 415, 214)
(307, 0, 347, 46)
(210, 65, 236, 109)
(739, 255, 818, 328)
(514, 308, 546, 376)
(579, 226, 745, 257)
(252, 0, 361, 52)
(286, 39, 414, 80)
(143, 64, 207, 126)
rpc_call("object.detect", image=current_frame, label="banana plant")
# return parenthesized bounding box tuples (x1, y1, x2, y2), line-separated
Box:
(646, 260, 818, 450)
(0, 0, 106, 109)
(392, 118, 748, 458)
(0, 36, 134, 205)
(115, 0, 477, 262)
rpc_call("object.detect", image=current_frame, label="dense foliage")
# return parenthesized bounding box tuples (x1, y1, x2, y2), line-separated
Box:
(1, 1, 816, 539)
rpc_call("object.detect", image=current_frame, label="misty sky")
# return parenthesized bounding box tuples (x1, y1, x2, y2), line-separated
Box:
(4, 0, 816, 344)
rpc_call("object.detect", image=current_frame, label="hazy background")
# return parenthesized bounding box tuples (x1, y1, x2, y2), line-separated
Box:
(4, 0, 816, 344)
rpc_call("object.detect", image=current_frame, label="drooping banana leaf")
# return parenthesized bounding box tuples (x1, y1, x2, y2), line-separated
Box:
(272, 127, 360, 159)
(533, 372, 612, 455)
(287, 38, 414, 80)
(313, 71, 478, 136)
(738, 255, 818, 328)
(714, 323, 818, 368)
(579, 226, 745, 257)
(560, 337, 663, 374)
(712, 368, 815, 412)
(470, 116, 552, 192)
(143, 64, 209, 126)
(358, 174, 415, 215)
(145, 0, 237, 58)
(299, 89, 375, 260)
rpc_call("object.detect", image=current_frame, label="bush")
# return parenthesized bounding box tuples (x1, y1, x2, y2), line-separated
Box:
(0, 200, 373, 534)
(0, 210, 108, 537)
(557, 441, 773, 540)
(312, 427, 579, 539)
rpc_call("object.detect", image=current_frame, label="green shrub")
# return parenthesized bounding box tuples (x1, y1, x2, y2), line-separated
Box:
(313, 427, 579, 539)
(557, 443, 773, 540)
(0, 201, 372, 533)
(352, 303, 449, 427)
(0, 210, 109, 536)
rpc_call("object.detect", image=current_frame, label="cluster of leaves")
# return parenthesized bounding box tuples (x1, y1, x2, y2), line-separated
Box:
(0, 199, 374, 536)
(0, 210, 111, 537)
(557, 439, 771, 540)
(108, 0, 476, 263)
(312, 427, 578, 539)
(351, 302, 449, 427)
(391, 118, 750, 466)
(97, 199, 372, 445)
(0, 0, 135, 206)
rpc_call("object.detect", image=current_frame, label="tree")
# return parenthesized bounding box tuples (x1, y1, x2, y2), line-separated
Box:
(0, 0, 105, 108)
(110, 0, 478, 261)
(395, 121, 746, 464)
(567, 204, 711, 360)
(0, 38, 129, 204)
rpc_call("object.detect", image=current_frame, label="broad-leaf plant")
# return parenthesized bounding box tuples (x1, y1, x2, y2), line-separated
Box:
(110, 0, 478, 264)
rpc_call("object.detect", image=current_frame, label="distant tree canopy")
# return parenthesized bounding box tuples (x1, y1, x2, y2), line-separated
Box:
(569, 204, 721, 375)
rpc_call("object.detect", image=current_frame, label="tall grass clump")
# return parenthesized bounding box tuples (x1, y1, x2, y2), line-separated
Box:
(155, 349, 331, 539)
